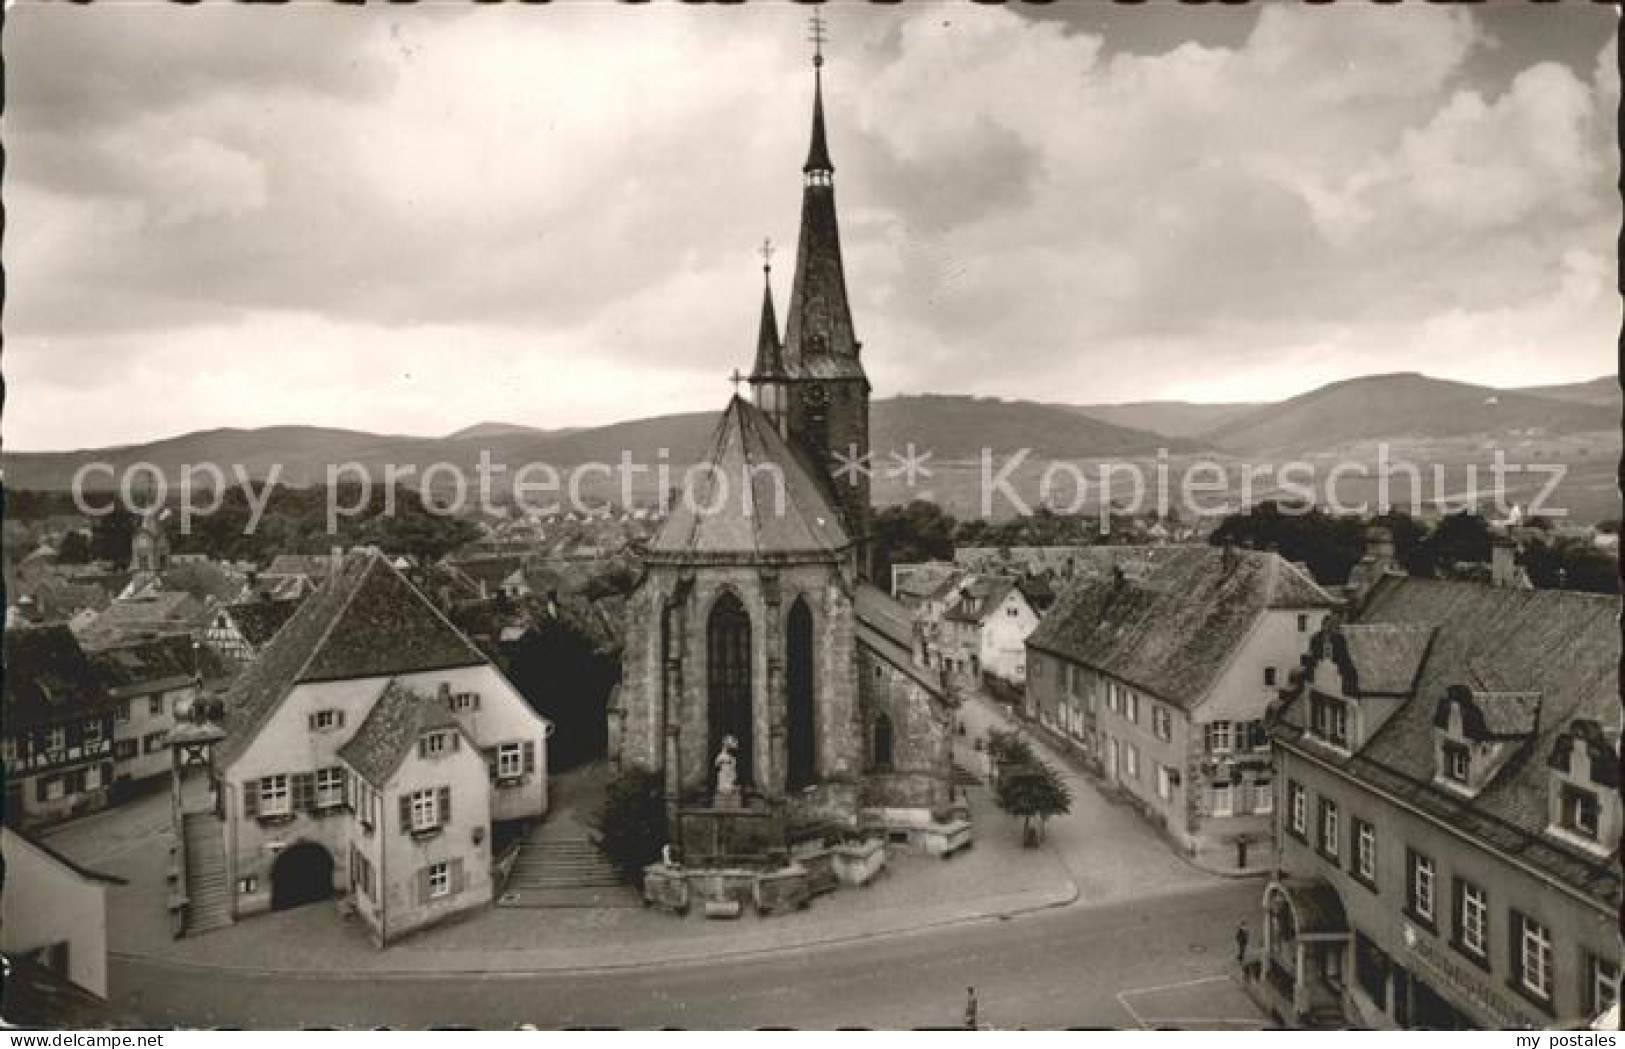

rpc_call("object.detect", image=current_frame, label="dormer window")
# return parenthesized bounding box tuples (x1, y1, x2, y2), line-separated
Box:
(421, 731, 453, 758)
(1309, 694, 1349, 750)
(1558, 784, 1600, 840)
(1441, 741, 1470, 785)
(1545, 717, 1619, 854)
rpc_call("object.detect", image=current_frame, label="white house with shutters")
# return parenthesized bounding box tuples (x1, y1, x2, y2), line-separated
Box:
(197, 551, 550, 944)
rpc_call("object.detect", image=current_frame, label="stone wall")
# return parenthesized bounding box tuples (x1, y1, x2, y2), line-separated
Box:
(856, 640, 952, 814)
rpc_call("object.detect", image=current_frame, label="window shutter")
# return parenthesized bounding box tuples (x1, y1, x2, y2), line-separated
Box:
(337, 710, 346, 728)
(438, 785, 451, 825)
(308, 713, 318, 731)
(418, 737, 427, 760)
(523, 740, 536, 774)
(483, 747, 498, 779)
(399, 794, 412, 834)
(293, 772, 314, 812)
(417, 867, 429, 906)
(474, 694, 481, 711)
(1508, 911, 1523, 983)
(451, 732, 461, 752)
(451, 857, 466, 896)
(243, 779, 259, 818)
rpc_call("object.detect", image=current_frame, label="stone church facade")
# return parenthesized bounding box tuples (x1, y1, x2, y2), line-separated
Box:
(609, 46, 956, 843)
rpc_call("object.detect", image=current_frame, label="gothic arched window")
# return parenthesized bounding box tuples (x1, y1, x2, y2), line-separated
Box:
(707, 592, 754, 789)
(786, 598, 817, 789)
(872, 712, 894, 771)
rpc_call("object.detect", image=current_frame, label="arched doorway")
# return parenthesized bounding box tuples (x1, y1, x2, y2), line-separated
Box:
(786, 598, 817, 789)
(271, 841, 334, 911)
(707, 592, 753, 790)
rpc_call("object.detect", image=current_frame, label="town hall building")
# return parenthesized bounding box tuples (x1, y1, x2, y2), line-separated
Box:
(608, 41, 959, 850)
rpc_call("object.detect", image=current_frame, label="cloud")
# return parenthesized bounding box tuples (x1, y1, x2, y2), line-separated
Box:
(2, 2, 1617, 449)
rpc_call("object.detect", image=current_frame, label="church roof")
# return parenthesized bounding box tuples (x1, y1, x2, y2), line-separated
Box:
(647, 396, 850, 563)
(217, 551, 490, 769)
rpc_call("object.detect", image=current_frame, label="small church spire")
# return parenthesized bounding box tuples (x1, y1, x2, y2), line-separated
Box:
(804, 12, 834, 179)
(750, 239, 783, 380)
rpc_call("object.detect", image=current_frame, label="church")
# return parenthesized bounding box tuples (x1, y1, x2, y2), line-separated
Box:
(609, 38, 959, 851)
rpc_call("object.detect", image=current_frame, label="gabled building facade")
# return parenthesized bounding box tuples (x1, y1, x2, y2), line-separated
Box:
(1026, 546, 1337, 870)
(2, 626, 120, 827)
(200, 551, 550, 939)
(1261, 576, 1620, 1030)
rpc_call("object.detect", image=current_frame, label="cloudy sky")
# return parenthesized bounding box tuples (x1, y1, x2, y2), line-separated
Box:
(5, 2, 1618, 450)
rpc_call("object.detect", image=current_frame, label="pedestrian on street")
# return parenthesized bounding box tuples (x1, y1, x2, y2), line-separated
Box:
(1235, 921, 1250, 964)
(964, 986, 978, 1030)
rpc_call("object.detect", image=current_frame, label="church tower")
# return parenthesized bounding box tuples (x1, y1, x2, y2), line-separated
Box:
(779, 32, 873, 579)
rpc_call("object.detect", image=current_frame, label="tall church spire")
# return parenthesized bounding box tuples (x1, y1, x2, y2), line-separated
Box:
(781, 14, 862, 378)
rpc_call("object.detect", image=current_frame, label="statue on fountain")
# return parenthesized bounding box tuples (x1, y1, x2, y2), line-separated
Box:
(714, 735, 741, 809)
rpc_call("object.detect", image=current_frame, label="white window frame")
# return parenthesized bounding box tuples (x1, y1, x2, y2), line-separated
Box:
(1412, 853, 1435, 922)
(497, 742, 524, 780)
(451, 691, 479, 712)
(1319, 799, 1339, 858)
(1254, 778, 1274, 815)
(1459, 881, 1487, 956)
(1289, 782, 1306, 835)
(312, 709, 340, 732)
(1588, 952, 1620, 1017)
(1156, 764, 1173, 802)
(315, 767, 345, 809)
(1125, 692, 1140, 725)
(1206, 721, 1233, 755)
(1153, 706, 1172, 742)
(411, 788, 439, 832)
(1330, 705, 1349, 749)
(1211, 782, 1233, 817)
(82, 721, 103, 749)
(46, 726, 66, 753)
(260, 774, 291, 817)
(424, 732, 449, 758)
(1520, 916, 1552, 1000)
(1123, 743, 1140, 780)
(1356, 821, 1376, 882)
(428, 861, 450, 899)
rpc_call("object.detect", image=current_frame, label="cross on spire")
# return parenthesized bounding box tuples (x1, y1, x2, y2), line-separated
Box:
(808, 10, 827, 69)
(729, 368, 745, 394)
(759, 237, 775, 274)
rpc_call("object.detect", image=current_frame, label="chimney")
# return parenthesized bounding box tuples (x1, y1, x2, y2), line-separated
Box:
(1366, 526, 1395, 564)
(1491, 537, 1519, 588)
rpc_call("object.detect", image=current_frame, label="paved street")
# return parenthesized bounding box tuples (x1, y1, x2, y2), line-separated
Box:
(46, 693, 1267, 1028)
(113, 880, 1263, 1029)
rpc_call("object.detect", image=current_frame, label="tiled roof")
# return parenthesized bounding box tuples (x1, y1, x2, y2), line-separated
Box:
(647, 397, 850, 562)
(3, 625, 116, 730)
(338, 678, 464, 787)
(943, 575, 1018, 625)
(89, 635, 229, 695)
(855, 583, 915, 651)
(217, 552, 489, 769)
(223, 597, 305, 649)
(1334, 624, 1435, 696)
(262, 553, 337, 578)
(448, 555, 527, 590)
(1028, 546, 1338, 709)
(1277, 575, 1620, 905)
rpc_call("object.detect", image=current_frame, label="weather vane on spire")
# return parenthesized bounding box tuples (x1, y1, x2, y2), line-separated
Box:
(808, 10, 828, 69)
(759, 237, 775, 274)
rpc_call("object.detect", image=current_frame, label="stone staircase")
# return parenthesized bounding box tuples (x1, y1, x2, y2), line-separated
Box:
(181, 812, 233, 935)
(498, 835, 640, 909)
